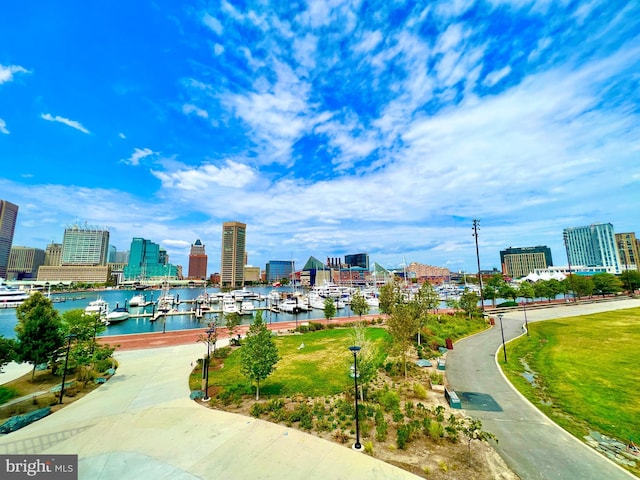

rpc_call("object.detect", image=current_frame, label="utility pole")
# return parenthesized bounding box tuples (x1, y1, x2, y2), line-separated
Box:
(472, 219, 485, 313)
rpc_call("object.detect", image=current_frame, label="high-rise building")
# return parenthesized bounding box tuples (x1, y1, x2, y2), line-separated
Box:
(500, 246, 553, 279)
(188, 239, 207, 279)
(44, 242, 63, 266)
(123, 237, 178, 280)
(345, 253, 369, 269)
(7, 246, 45, 280)
(62, 224, 110, 266)
(0, 200, 19, 280)
(563, 223, 621, 273)
(114, 250, 129, 264)
(266, 260, 294, 283)
(615, 233, 639, 270)
(221, 221, 246, 288)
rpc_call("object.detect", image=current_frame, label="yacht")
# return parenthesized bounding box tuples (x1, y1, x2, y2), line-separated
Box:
(128, 294, 146, 307)
(105, 306, 129, 323)
(240, 300, 255, 315)
(222, 296, 239, 314)
(85, 297, 109, 317)
(0, 284, 30, 308)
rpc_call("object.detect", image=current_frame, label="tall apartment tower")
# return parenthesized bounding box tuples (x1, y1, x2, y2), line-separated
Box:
(500, 246, 553, 279)
(188, 239, 207, 279)
(563, 223, 621, 273)
(615, 233, 639, 270)
(221, 221, 246, 288)
(0, 200, 19, 280)
(62, 224, 110, 266)
(44, 242, 63, 266)
(8, 246, 45, 280)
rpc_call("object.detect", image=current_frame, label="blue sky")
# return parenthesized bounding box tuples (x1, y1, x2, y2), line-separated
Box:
(1, 1, 638, 274)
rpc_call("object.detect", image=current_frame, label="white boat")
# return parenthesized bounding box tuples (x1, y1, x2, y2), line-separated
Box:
(279, 298, 300, 313)
(365, 296, 380, 308)
(128, 294, 146, 307)
(85, 297, 109, 316)
(222, 296, 239, 314)
(240, 300, 255, 315)
(0, 284, 30, 308)
(105, 306, 129, 323)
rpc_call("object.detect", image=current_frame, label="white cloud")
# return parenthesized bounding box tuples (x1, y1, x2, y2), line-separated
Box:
(152, 160, 257, 190)
(483, 65, 512, 87)
(0, 64, 29, 84)
(122, 147, 156, 166)
(0, 119, 9, 134)
(182, 103, 209, 118)
(203, 13, 223, 34)
(40, 113, 90, 134)
(213, 43, 224, 55)
(119, 132, 126, 139)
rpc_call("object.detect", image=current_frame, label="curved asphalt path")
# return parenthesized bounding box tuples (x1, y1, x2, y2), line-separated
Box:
(0, 334, 420, 480)
(446, 298, 640, 480)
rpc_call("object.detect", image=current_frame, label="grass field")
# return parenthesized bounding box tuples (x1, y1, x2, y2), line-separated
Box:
(502, 307, 640, 454)
(205, 327, 391, 398)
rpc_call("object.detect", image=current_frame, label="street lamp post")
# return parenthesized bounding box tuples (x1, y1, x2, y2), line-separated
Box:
(522, 301, 530, 337)
(497, 314, 507, 363)
(203, 324, 216, 401)
(348, 345, 363, 451)
(59, 334, 77, 404)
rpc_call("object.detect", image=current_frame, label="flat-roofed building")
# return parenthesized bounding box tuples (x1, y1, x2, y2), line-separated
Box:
(615, 233, 639, 270)
(37, 265, 111, 283)
(221, 221, 246, 288)
(44, 242, 63, 266)
(62, 224, 110, 266)
(563, 223, 620, 273)
(266, 260, 294, 283)
(500, 246, 553, 279)
(0, 200, 19, 280)
(7, 246, 45, 280)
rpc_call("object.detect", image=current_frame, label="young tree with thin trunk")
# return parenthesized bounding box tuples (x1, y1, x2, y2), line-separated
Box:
(15, 292, 64, 381)
(350, 290, 369, 319)
(323, 296, 337, 322)
(240, 311, 280, 400)
(386, 303, 420, 378)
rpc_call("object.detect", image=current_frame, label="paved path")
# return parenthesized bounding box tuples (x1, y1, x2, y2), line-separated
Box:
(0, 338, 419, 479)
(446, 299, 640, 480)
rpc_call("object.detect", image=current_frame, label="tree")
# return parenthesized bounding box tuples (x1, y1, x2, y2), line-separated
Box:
(517, 282, 535, 302)
(592, 273, 622, 297)
(461, 418, 497, 465)
(620, 270, 640, 293)
(225, 312, 241, 345)
(412, 282, 439, 345)
(60, 309, 109, 370)
(15, 292, 64, 381)
(349, 322, 379, 400)
(484, 274, 506, 307)
(386, 303, 421, 377)
(459, 289, 480, 318)
(498, 283, 518, 301)
(378, 278, 403, 314)
(240, 311, 279, 400)
(565, 275, 594, 299)
(323, 296, 337, 322)
(350, 290, 369, 319)
(0, 337, 16, 374)
(534, 279, 562, 302)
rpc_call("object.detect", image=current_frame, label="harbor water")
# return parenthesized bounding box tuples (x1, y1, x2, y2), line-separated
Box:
(0, 286, 378, 340)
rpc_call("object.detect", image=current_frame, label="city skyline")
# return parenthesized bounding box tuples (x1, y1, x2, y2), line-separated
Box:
(1, 2, 638, 274)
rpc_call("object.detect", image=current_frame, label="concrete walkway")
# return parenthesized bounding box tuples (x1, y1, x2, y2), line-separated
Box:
(0, 341, 420, 479)
(446, 298, 640, 480)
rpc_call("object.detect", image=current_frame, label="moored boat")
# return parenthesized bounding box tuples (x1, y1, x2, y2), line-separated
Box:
(105, 306, 129, 323)
(0, 284, 30, 308)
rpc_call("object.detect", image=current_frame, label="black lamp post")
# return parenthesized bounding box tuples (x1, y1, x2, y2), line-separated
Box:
(349, 345, 363, 451)
(522, 301, 530, 337)
(203, 324, 216, 401)
(59, 334, 77, 404)
(497, 314, 507, 363)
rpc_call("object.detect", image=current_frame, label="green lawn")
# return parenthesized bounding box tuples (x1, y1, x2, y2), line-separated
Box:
(502, 307, 640, 450)
(208, 327, 391, 397)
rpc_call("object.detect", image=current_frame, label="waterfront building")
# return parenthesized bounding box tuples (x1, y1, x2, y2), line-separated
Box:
(220, 221, 246, 288)
(62, 224, 110, 266)
(37, 265, 110, 283)
(406, 262, 450, 283)
(188, 239, 207, 279)
(0, 200, 19, 280)
(44, 242, 63, 266)
(500, 246, 553, 279)
(563, 223, 621, 273)
(345, 253, 369, 269)
(7, 246, 45, 280)
(114, 250, 129, 264)
(615, 233, 639, 271)
(123, 237, 178, 280)
(108, 245, 117, 263)
(243, 265, 260, 284)
(266, 260, 294, 283)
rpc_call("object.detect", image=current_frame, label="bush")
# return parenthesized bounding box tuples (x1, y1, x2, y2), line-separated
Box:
(250, 403, 264, 418)
(429, 372, 444, 385)
(413, 383, 427, 399)
(377, 388, 400, 412)
(497, 301, 518, 307)
(429, 421, 445, 442)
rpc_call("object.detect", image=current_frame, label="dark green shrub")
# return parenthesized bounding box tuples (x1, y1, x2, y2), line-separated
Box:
(250, 403, 263, 418)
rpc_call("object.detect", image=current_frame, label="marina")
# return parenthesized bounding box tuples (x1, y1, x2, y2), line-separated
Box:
(0, 285, 384, 340)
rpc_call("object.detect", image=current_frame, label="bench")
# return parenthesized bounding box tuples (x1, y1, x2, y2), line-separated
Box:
(444, 387, 461, 409)
(437, 358, 446, 371)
